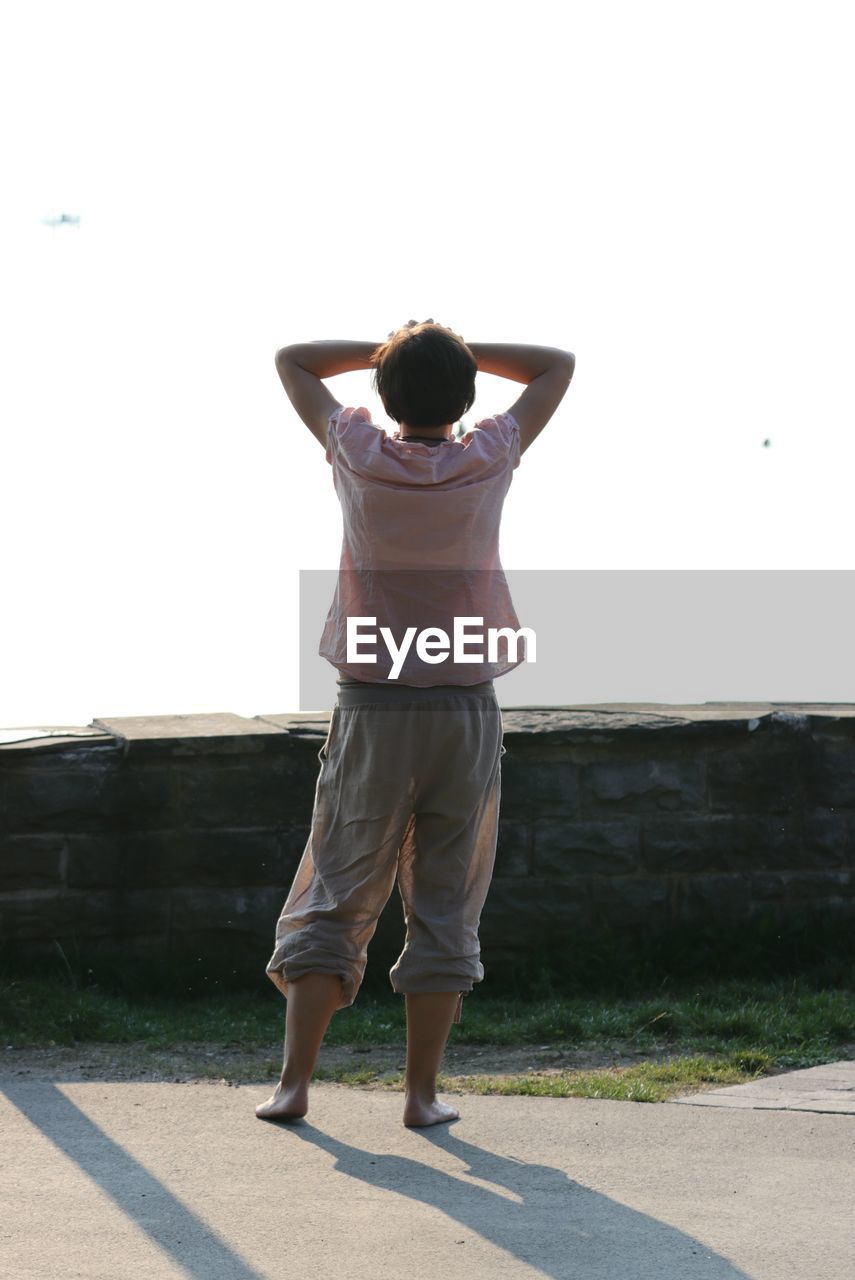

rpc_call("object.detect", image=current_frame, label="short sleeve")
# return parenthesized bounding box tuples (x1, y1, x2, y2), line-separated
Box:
(474, 412, 521, 470)
(325, 406, 377, 466)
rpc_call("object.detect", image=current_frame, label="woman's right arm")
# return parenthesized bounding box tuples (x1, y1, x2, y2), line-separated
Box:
(466, 342, 574, 383)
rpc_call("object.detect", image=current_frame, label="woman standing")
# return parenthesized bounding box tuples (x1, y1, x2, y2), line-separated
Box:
(258, 320, 574, 1126)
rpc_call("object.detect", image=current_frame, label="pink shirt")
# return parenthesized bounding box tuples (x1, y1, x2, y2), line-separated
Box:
(318, 406, 525, 685)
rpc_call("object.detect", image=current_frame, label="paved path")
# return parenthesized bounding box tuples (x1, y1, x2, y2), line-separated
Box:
(668, 1058, 855, 1114)
(2, 1062, 853, 1279)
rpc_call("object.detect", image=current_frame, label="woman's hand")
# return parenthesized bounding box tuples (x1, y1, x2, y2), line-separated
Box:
(387, 318, 464, 341)
(387, 318, 431, 337)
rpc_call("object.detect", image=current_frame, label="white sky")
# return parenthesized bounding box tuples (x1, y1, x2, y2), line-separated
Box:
(2, 0, 854, 724)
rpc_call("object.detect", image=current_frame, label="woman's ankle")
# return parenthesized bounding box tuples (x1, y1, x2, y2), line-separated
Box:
(404, 1080, 437, 1103)
(279, 1070, 310, 1092)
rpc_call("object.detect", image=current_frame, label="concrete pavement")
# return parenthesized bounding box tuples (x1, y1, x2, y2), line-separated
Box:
(668, 1058, 855, 1114)
(2, 1062, 853, 1279)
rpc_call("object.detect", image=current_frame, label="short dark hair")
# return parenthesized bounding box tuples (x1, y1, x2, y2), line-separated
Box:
(369, 323, 477, 430)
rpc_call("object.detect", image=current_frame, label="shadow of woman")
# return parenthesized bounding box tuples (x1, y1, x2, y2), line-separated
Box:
(270, 1116, 751, 1278)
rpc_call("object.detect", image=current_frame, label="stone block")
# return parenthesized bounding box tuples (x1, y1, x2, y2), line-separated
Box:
(494, 753, 528, 818)
(0, 891, 66, 941)
(641, 814, 805, 873)
(671, 872, 754, 923)
(494, 819, 531, 877)
(706, 736, 808, 813)
(64, 888, 172, 939)
(498, 749, 580, 820)
(276, 825, 311, 878)
(90, 712, 290, 757)
(800, 810, 855, 868)
(176, 758, 316, 828)
(169, 885, 286, 936)
(0, 888, 170, 942)
(480, 877, 591, 950)
(64, 833, 136, 889)
(748, 869, 855, 903)
(588, 874, 671, 927)
(0, 835, 64, 890)
(66, 830, 288, 890)
(583, 755, 705, 813)
(802, 733, 855, 809)
(112, 763, 180, 829)
(532, 819, 640, 876)
(0, 762, 128, 834)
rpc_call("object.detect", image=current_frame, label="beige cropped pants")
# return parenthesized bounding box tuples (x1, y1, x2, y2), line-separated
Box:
(265, 680, 506, 1020)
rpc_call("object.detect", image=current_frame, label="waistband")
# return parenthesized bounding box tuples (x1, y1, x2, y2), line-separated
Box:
(336, 678, 496, 707)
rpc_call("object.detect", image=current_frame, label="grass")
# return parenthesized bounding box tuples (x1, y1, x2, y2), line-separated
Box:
(435, 1052, 776, 1103)
(2, 965, 852, 1103)
(1, 969, 852, 1059)
(308, 1050, 780, 1103)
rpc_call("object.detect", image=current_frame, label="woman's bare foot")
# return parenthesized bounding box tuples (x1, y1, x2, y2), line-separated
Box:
(255, 1080, 309, 1122)
(403, 1094, 460, 1127)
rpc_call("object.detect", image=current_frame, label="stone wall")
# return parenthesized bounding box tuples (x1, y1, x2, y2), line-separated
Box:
(1, 703, 853, 990)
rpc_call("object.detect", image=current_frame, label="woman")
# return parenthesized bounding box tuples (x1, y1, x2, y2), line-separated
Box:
(257, 319, 575, 1127)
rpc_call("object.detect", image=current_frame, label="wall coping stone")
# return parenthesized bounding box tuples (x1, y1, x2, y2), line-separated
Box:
(1, 702, 854, 761)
